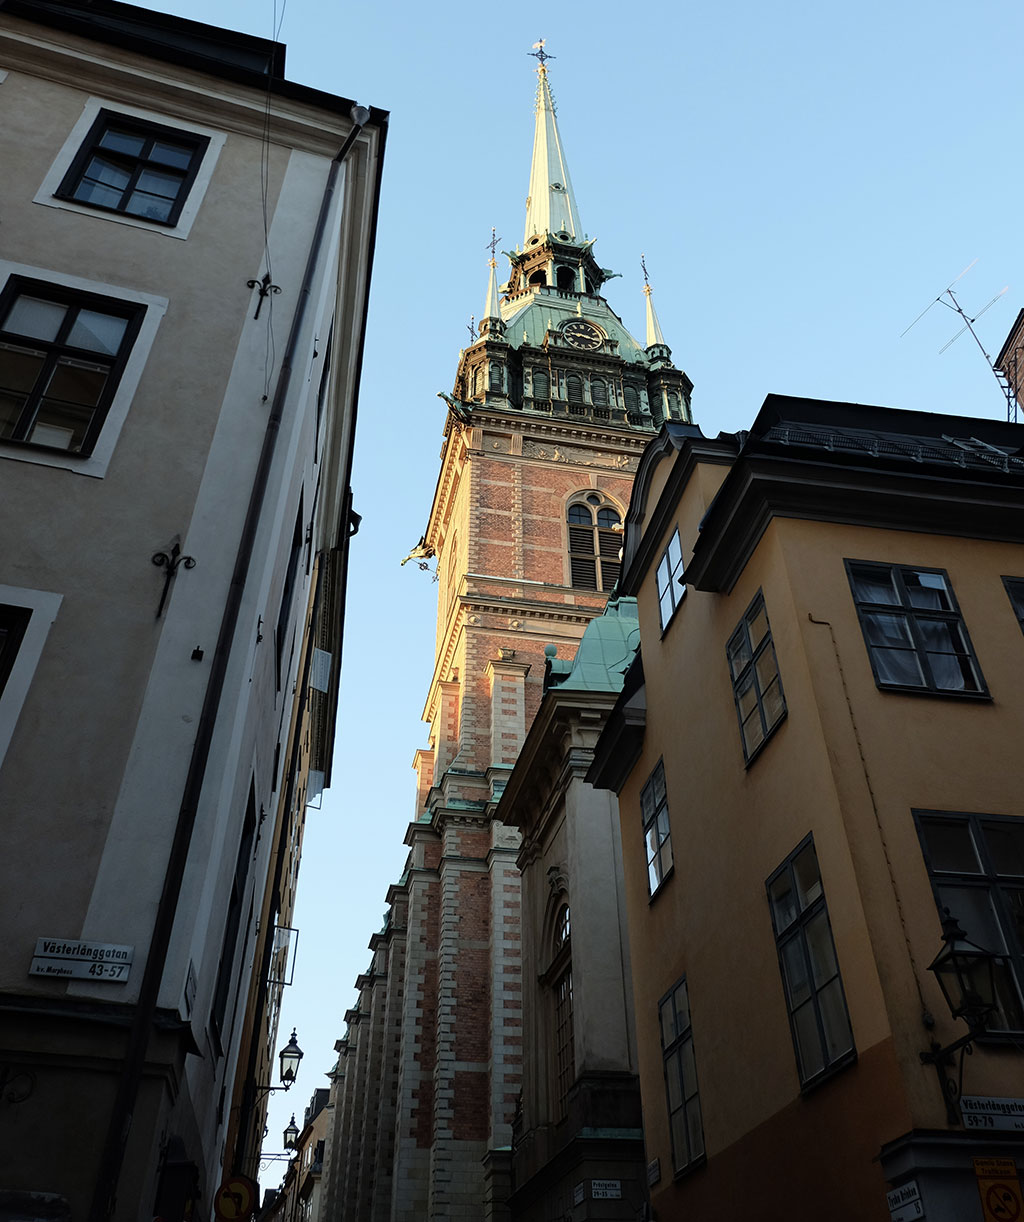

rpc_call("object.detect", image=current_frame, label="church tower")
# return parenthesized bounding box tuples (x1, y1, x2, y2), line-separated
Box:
(319, 46, 691, 1221)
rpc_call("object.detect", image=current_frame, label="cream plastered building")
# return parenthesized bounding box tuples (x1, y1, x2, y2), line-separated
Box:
(0, 2, 384, 1218)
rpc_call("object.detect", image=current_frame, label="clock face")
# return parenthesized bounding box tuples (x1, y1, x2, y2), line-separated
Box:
(562, 320, 603, 350)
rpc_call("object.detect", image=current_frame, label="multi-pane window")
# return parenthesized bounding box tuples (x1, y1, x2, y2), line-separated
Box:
(767, 839, 855, 1087)
(726, 592, 786, 762)
(1002, 578, 1024, 636)
(659, 978, 704, 1173)
(0, 604, 31, 698)
(640, 760, 673, 895)
(567, 495, 621, 591)
(0, 278, 145, 455)
(550, 902, 574, 1116)
(57, 111, 209, 226)
(915, 812, 1024, 1032)
(657, 529, 686, 630)
(846, 561, 986, 696)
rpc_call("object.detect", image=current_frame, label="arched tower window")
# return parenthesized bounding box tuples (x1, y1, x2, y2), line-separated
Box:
(472, 365, 483, 397)
(550, 901, 574, 1117)
(556, 266, 575, 292)
(667, 391, 680, 418)
(623, 384, 639, 412)
(533, 369, 549, 400)
(566, 373, 583, 404)
(591, 379, 608, 406)
(489, 363, 502, 391)
(567, 494, 622, 591)
(529, 270, 546, 288)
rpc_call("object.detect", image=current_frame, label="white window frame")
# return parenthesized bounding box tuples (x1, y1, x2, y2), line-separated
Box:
(0, 261, 167, 478)
(0, 584, 62, 772)
(35, 99, 226, 240)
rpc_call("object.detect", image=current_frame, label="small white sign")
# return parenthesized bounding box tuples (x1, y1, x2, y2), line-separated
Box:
(887, 1180, 924, 1222)
(573, 1183, 584, 1206)
(961, 1095, 1024, 1132)
(592, 1180, 621, 1200)
(30, 938, 133, 982)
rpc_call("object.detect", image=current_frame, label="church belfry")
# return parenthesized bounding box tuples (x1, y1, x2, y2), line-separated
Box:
(320, 46, 692, 1222)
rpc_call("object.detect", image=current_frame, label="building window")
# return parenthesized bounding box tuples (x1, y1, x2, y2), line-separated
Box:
(0, 604, 31, 698)
(56, 110, 209, 226)
(846, 561, 986, 696)
(533, 369, 549, 400)
(915, 811, 1024, 1031)
(726, 592, 786, 763)
(0, 277, 145, 455)
(592, 379, 608, 406)
(659, 977, 704, 1174)
(623, 384, 639, 411)
(640, 760, 673, 895)
(1002, 577, 1024, 635)
(566, 495, 621, 591)
(489, 363, 502, 391)
(767, 838, 855, 1088)
(210, 785, 257, 1050)
(657, 529, 686, 630)
(566, 373, 583, 403)
(547, 901, 575, 1118)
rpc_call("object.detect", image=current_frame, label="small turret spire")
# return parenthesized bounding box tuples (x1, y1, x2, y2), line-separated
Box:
(642, 253, 668, 349)
(524, 42, 582, 245)
(478, 228, 506, 340)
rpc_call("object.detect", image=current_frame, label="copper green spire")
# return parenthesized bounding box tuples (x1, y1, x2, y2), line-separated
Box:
(479, 227, 505, 339)
(524, 42, 582, 245)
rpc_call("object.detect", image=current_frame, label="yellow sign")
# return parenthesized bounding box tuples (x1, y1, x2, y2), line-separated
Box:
(973, 1159, 1024, 1222)
(213, 1176, 257, 1221)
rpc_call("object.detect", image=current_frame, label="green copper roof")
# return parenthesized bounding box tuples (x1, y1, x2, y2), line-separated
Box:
(546, 597, 640, 693)
(524, 63, 581, 244)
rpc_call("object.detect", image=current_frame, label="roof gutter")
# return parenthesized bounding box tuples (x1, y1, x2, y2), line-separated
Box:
(88, 105, 372, 1222)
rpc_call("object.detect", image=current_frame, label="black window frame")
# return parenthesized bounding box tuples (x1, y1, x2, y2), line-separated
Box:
(766, 836, 856, 1090)
(913, 810, 1024, 1035)
(0, 276, 146, 457)
(1002, 577, 1024, 636)
(566, 497, 621, 592)
(658, 976, 705, 1176)
(845, 559, 988, 699)
(726, 591, 787, 765)
(55, 109, 209, 228)
(0, 604, 31, 698)
(640, 759, 673, 897)
(656, 528, 686, 632)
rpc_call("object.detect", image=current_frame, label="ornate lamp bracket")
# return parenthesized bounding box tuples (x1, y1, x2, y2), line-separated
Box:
(247, 272, 281, 320)
(152, 539, 197, 619)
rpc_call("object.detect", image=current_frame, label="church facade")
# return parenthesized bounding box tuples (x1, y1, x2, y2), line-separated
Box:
(318, 51, 689, 1221)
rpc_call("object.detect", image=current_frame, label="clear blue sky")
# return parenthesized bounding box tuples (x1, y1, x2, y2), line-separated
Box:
(153, 0, 1024, 1170)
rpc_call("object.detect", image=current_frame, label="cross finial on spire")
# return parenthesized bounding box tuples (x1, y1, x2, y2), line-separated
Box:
(486, 227, 501, 269)
(529, 39, 555, 68)
(641, 252, 652, 296)
(467, 316, 476, 341)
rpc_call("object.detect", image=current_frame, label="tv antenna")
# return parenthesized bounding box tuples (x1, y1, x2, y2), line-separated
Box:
(902, 261, 1018, 422)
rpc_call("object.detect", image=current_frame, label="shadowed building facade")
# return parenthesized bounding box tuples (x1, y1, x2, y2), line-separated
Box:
(0, 3, 383, 1217)
(318, 51, 690, 1221)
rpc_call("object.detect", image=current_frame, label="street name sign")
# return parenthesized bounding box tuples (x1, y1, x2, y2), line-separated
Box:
(962, 1096, 1024, 1132)
(887, 1180, 923, 1222)
(29, 938, 133, 981)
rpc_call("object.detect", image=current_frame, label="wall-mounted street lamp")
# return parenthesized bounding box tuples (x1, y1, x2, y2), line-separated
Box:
(920, 913, 999, 1125)
(283, 1115, 299, 1150)
(256, 1030, 305, 1100)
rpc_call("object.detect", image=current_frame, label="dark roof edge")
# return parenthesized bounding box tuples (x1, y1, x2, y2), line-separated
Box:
(1, 0, 389, 125)
(996, 309, 1024, 370)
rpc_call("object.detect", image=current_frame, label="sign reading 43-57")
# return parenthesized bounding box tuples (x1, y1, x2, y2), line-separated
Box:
(29, 938, 133, 982)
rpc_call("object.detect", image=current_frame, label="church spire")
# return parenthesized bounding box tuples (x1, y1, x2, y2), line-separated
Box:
(524, 42, 582, 245)
(642, 253, 673, 366)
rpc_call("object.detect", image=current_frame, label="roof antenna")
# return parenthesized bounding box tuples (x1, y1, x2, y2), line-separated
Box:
(902, 261, 1018, 422)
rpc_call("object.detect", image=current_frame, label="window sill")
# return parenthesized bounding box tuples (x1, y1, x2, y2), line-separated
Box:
(798, 1048, 857, 1096)
(872, 683, 992, 701)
